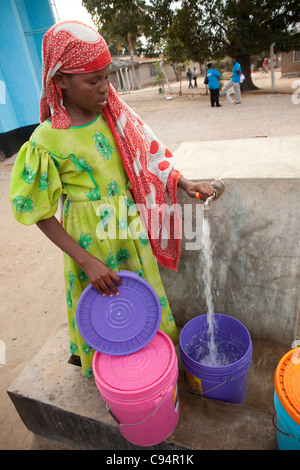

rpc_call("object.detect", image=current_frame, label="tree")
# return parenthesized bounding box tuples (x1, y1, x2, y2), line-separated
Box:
(164, 37, 188, 94)
(166, 1, 211, 64)
(82, 0, 148, 61)
(163, 4, 206, 93)
(138, 0, 177, 57)
(83, 0, 150, 89)
(152, 61, 165, 92)
(175, 0, 300, 90)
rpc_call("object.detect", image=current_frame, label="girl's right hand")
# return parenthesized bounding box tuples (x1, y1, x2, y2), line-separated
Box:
(81, 254, 122, 297)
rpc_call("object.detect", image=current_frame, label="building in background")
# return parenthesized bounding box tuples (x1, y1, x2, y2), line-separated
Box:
(281, 50, 300, 77)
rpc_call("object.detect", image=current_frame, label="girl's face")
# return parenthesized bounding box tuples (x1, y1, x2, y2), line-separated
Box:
(56, 63, 111, 121)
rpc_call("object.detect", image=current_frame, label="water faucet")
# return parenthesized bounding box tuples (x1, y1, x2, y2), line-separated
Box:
(203, 179, 225, 218)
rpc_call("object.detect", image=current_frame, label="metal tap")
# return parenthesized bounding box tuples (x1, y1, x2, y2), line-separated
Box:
(203, 179, 225, 218)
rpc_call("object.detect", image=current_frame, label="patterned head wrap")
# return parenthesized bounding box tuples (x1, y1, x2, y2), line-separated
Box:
(40, 20, 112, 128)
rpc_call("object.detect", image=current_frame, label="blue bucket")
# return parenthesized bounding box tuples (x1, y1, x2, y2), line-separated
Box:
(274, 391, 300, 450)
(274, 347, 300, 450)
(179, 314, 252, 404)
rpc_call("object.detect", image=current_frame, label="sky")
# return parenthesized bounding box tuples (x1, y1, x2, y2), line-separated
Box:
(53, 0, 96, 27)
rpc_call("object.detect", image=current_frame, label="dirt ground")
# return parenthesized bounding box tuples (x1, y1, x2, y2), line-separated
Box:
(1, 70, 299, 450)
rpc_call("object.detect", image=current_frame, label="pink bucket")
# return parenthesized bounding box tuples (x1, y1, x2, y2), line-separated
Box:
(92, 331, 180, 447)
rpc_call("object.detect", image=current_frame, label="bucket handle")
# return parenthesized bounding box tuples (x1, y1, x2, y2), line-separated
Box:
(105, 392, 167, 427)
(184, 371, 227, 396)
(272, 412, 294, 438)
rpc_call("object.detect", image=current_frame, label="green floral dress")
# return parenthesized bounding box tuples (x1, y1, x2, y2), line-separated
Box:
(9, 114, 179, 377)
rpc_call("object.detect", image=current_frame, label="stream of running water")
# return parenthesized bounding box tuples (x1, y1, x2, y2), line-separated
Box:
(184, 195, 246, 368)
(185, 216, 244, 367)
(200, 216, 218, 365)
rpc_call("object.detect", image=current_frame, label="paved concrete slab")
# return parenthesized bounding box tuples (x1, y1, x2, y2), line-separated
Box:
(174, 135, 300, 179)
(7, 322, 289, 450)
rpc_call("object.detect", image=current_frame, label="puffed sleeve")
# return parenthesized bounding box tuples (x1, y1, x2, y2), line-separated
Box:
(9, 141, 63, 226)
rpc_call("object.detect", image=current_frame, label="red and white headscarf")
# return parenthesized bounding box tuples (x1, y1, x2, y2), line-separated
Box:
(41, 21, 182, 270)
(40, 20, 112, 128)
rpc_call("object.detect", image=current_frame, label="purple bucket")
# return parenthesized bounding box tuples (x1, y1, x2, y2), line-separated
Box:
(179, 314, 252, 404)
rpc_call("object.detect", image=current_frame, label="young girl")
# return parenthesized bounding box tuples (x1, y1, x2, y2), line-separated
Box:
(9, 21, 214, 377)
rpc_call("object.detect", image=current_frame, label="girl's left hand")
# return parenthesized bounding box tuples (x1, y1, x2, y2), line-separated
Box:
(186, 181, 214, 200)
(178, 177, 215, 200)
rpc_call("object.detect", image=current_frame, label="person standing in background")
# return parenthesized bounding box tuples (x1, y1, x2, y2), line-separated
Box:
(206, 63, 222, 107)
(192, 67, 198, 88)
(186, 68, 193, 88)
(219, 58, 242, 104)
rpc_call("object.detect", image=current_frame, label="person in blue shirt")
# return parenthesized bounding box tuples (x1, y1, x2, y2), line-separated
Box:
(206, 63, 222, 107)
(219, 58, 242, 104)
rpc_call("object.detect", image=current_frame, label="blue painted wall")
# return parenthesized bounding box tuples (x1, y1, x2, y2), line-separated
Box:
(0, 0, 55, 134)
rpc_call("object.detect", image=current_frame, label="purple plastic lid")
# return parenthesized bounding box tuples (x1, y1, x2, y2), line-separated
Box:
(76, 270, 162, 356)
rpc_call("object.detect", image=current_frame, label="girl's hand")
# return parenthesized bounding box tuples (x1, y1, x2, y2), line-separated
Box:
(186, 181, 215, 200)
(82, 254, 122, 297)
(36, 216, 122, 297)
(178, 177, 214, 200)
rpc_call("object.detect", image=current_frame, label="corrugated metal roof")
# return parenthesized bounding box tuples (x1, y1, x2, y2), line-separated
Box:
(111, 55, 162, 70)
(111, 57, 137, 71)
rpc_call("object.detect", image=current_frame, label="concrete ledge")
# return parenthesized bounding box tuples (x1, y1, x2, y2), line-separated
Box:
(174, 135, 300, 179)
(8, 322, 288, 450)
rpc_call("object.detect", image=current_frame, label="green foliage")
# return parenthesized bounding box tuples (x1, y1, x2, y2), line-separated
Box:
(83, 0, 148, 57)
(179, 0, 300, 58)
(82, 0, 300, 90)
(164, 2, 210, 63)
